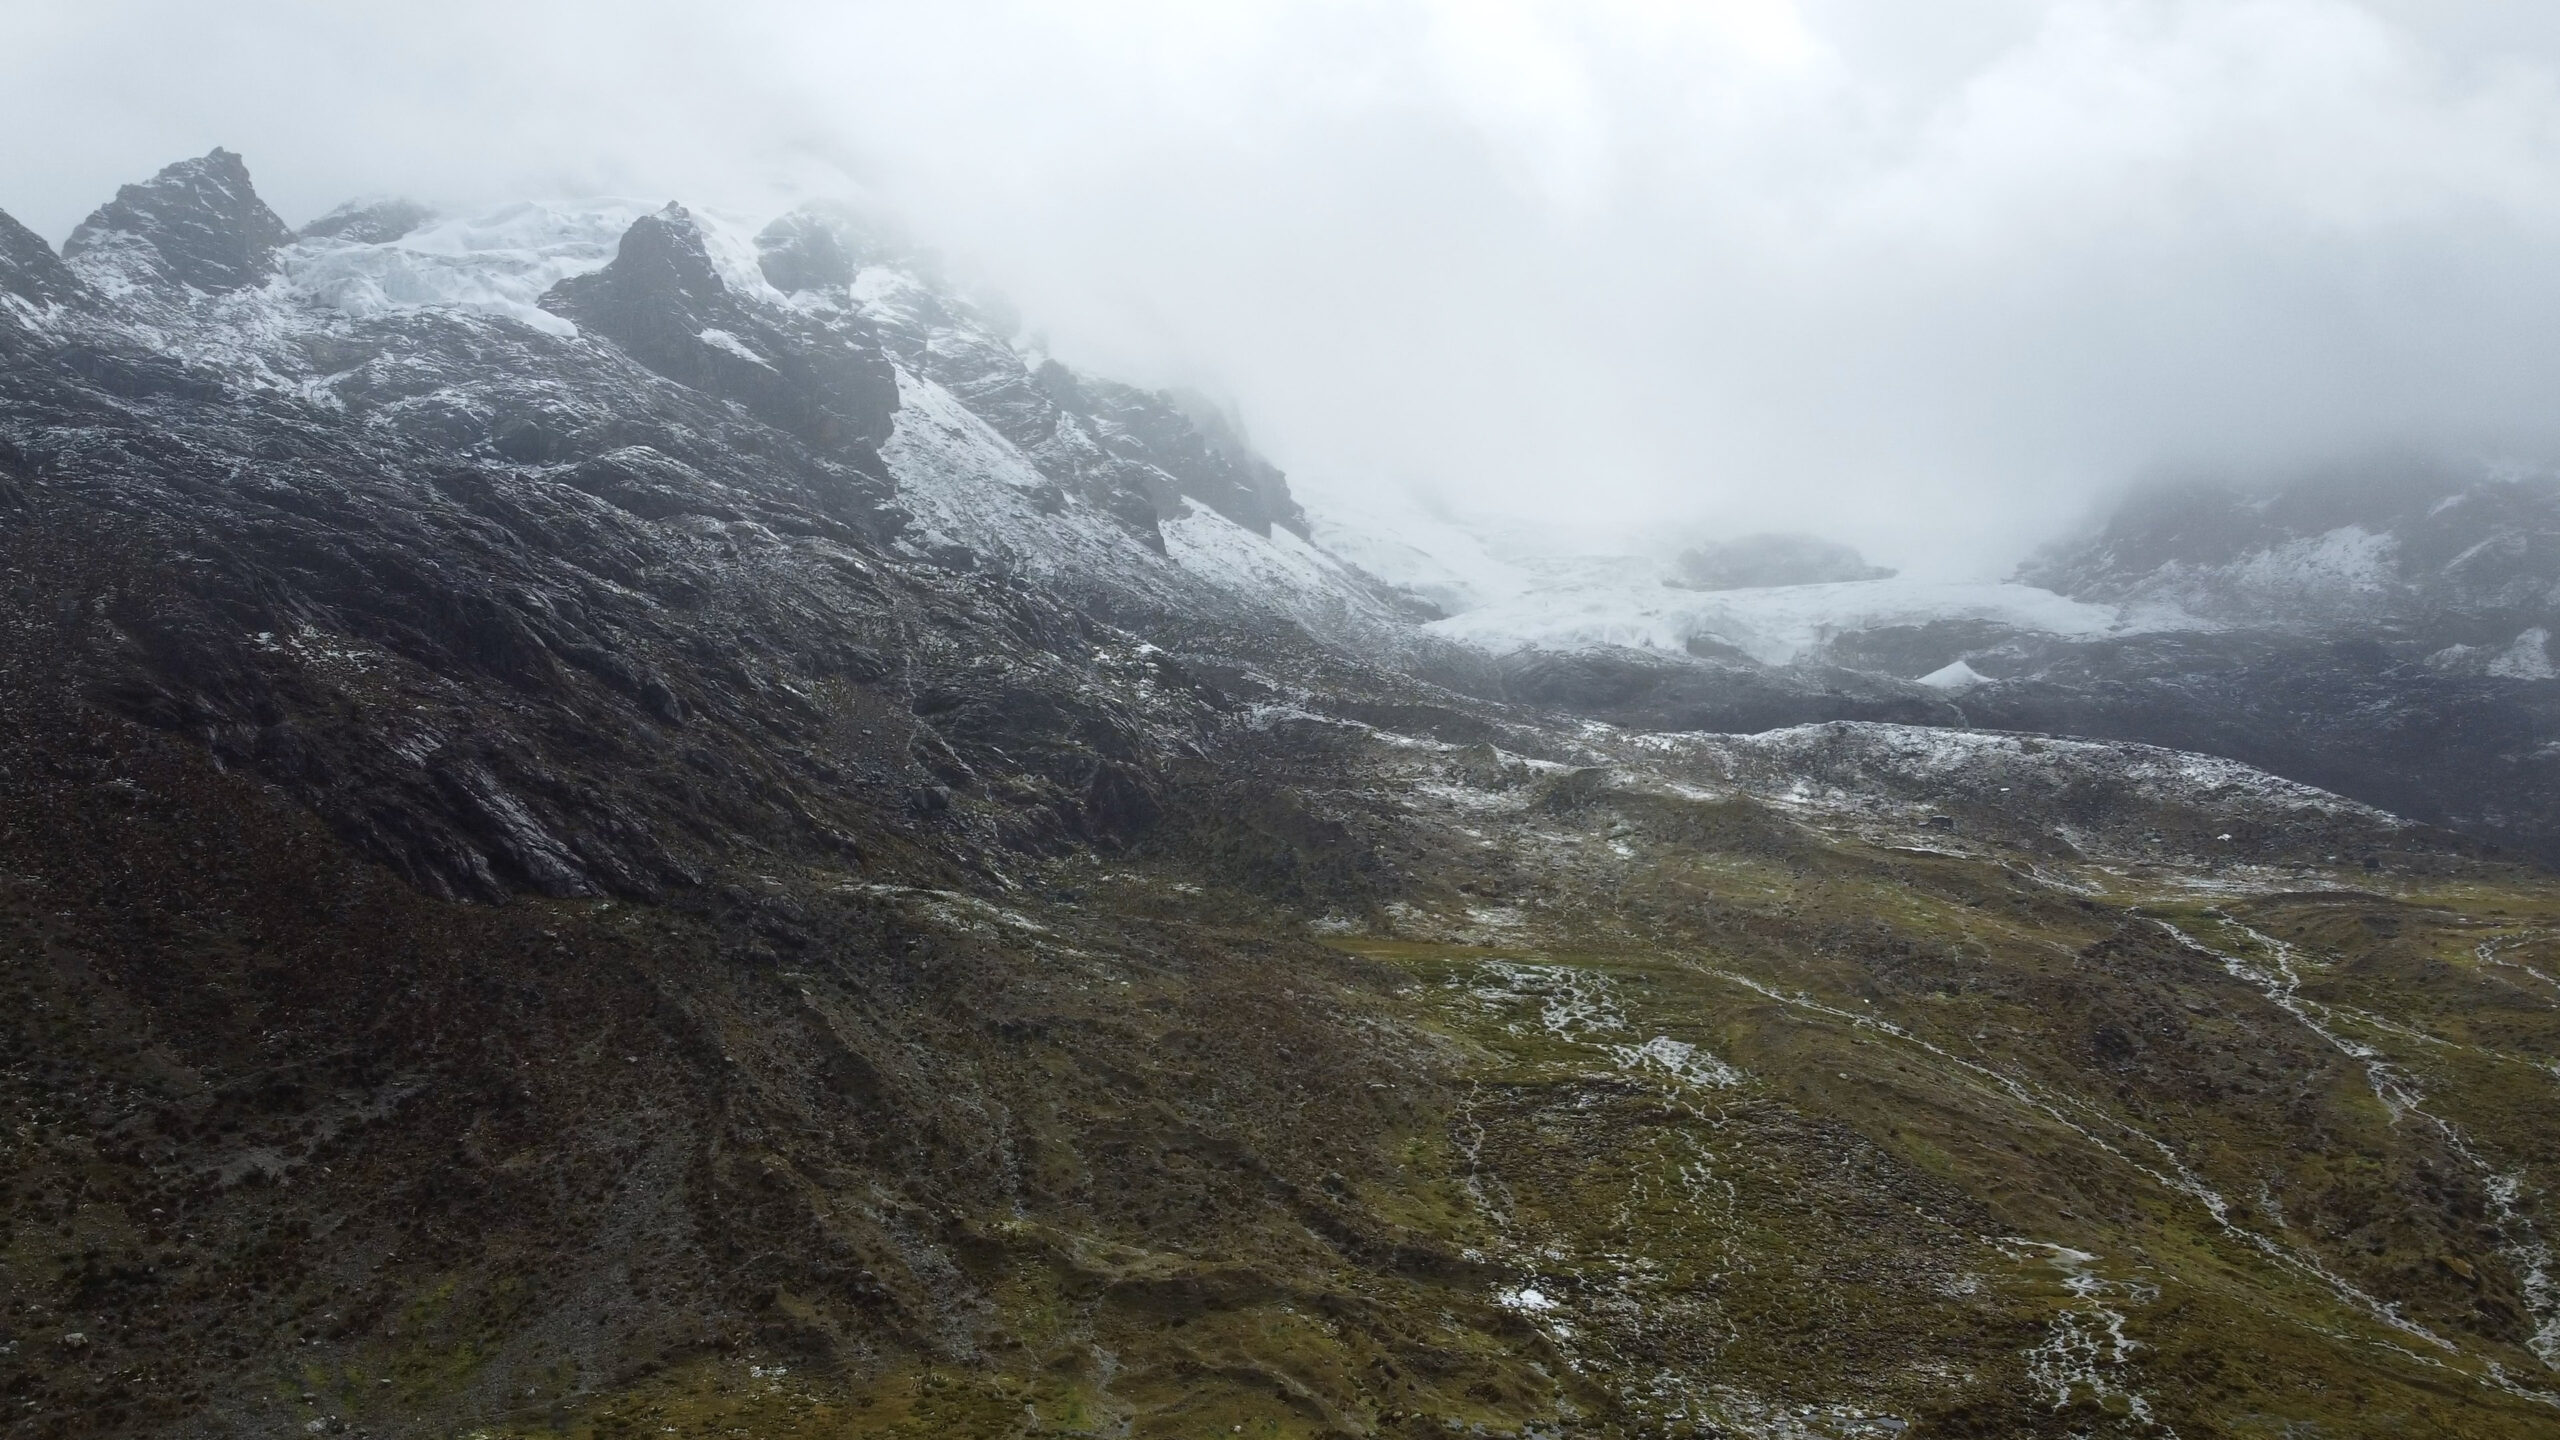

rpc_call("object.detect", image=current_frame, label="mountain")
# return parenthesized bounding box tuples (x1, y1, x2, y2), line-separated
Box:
(2019, 460, 2560, 638)
(1331, 462, 2560, 865)
(5, 152, 2560, 1440)
(1952, 463, 2560, 858)
(63, 147, 293, 297)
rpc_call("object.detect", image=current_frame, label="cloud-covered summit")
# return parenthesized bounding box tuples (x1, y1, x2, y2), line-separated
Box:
(9, 2, 2560, 573)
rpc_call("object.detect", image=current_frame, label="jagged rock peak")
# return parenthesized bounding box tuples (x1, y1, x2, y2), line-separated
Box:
(63, 148, 292, 294)
(540, 203, 741, 347)
(299, 195, 436, 245)
(542, 202, 899, 467)
(608, 202, 727, 299)
(1025, 359, 1309, 539)
(0, 205, 81, 309)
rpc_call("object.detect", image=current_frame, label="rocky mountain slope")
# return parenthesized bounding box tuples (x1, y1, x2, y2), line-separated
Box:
(1962, 464, 2560, 858)
(5, 151, 2560, 1440)
(2018, 461, 2560, 639)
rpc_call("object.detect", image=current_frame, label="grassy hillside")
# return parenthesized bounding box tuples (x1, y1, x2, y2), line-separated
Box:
(10, 678, 2560, 1439)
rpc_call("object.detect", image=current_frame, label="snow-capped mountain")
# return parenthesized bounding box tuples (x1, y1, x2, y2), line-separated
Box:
(17, 148, 2558, 869)
(1292, 443, 2560, 860)
(11, 151, 1420, 656)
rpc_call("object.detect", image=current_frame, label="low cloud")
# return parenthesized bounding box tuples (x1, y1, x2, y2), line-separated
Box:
(8, 0, 2559, 573)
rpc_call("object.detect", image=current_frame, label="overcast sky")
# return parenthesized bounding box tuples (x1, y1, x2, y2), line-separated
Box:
(8, 1, 2560, 574)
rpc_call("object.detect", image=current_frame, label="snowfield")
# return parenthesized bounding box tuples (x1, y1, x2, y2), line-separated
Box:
(279, 200, 648, 333)
(1426, 566, 2189, 664)
(1289, 481, 2205, 663)
(278, 199, 785, 336)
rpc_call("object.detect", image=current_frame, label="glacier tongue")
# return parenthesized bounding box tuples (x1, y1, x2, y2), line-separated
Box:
(1288, 477, 2201, 663)
(277, 199, 788, 339)
(280, 199, 655, 334)
(1420, 562, 2181, 665)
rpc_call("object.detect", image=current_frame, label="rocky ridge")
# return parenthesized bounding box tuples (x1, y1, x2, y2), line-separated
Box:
(1383, 463, 2560, 863)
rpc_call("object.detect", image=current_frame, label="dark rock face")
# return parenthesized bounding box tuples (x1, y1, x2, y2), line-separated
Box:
(755, 199, 909, 284)
(298, 195, 436, 244)
(541, 204, 899, 470)
(62, 147, 291, 293)
(1961, 632, 2560, 858)
(0, 206, 80, 308)
(1672, 532, 1895, 590)
(1893, 463, 2560, 859)
(1774, 607, 2560, 861)
(1045, 367, 1307, 538)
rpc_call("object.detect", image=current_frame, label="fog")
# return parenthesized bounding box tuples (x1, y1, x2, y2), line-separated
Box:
(9, 1, 2560, 575)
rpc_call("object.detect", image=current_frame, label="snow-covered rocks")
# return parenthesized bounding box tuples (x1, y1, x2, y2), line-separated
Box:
(1638, 720, 2416, 866)
(2429, 627, 2560, 681)
(283, 199, 652, 334)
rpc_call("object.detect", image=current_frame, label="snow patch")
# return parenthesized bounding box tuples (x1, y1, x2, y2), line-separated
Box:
(1673, 721, 2407, 831)
(1613, 1035, 1744, 1089)
(696, 327, 772, 368)
(1161, 506, 1403, 639)
(876, 365, 1406, 644)
(2231, 524, 2397, 597)
(1917, 658, 1990, 691)
(687, 208, 792, 309)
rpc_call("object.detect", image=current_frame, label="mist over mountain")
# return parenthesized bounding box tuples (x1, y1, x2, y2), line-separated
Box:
(10, 9, 2560, 1440)
(17, 2, 2560, 572)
